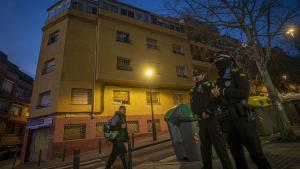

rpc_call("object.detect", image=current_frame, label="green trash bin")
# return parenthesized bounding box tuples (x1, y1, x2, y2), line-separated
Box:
(165, 104, 201, 161)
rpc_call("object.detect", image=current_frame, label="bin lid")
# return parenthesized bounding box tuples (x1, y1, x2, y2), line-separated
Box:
(164, 104, 193, 121)
(248, 96, 272, 107)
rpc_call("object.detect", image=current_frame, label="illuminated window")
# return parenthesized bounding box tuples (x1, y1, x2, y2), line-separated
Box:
(113, 90, 130, 104)
(9, 104, 22, 116)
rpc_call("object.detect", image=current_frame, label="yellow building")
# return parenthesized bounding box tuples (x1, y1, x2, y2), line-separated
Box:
(22, 0, 219, 162)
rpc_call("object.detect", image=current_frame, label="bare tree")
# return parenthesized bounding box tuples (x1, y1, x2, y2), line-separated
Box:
(165, 0, 300, 141)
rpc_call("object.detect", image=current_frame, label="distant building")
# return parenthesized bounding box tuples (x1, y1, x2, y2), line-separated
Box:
(22, 0, 221, 162)
(0, 51, 33, 147)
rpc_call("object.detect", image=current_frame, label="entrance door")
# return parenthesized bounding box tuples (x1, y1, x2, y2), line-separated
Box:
(29, 128, 49, 162)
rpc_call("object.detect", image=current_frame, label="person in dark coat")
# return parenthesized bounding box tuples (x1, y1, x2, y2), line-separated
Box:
(105, 105, 129, 169)
(211, 53, 272, 169)
(191, 69, 233, 169)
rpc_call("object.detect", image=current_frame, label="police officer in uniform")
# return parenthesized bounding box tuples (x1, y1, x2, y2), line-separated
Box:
(105, 106, 129, 169)
(191, 69, 233, 169)
(212, 54, 271, 169)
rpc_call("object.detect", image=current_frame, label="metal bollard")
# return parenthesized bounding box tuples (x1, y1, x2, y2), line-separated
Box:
(73, 150, 80, 169)
(11, 152, 17, 169)
(38, 149, 42, 167)
(131, 133, 135, 149)
(99, 138, 102, 154)
(127, 141, 132, 169)
(62, 146, 66, 162)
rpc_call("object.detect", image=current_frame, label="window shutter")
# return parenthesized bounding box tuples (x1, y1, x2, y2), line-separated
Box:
(71, 89, 92, 104)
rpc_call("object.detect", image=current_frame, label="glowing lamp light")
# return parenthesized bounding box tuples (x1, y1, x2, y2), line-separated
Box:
(145, 69, 153, 77)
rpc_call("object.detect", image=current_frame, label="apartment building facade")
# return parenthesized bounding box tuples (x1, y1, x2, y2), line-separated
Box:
(0, 51, 33, 147)
(22, 0, 220, 162)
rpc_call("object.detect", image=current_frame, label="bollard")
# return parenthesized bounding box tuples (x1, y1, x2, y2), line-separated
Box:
(11, 152, 17, 169)
(62, 146, 66, 162)
(127, 141, 132, 169)
(73, 150, 80, 169)
(99, 138, 102, 154)
(38, 149, 42, 167)
(131, 133, 135, 149)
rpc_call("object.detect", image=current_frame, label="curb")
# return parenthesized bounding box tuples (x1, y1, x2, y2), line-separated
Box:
(39, 138, 171, 169)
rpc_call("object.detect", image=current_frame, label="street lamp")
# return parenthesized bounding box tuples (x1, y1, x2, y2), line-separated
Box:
(286, 28, 295, 38)
(145, 68, 157, 141)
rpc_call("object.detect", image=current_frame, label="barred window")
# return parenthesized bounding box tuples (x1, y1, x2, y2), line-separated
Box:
(42, 59, 55, 75)
(146, 91, 160, 104)
(113, 90, 130, 104)
(146, 38, 159, 50)
(117, 57, 132, 71)
(176, 66, 187, 78)
(71, 88, 92, 105)
(147, 119, 161, 132)
(116, 31, 130, 43)
(127, 121, 139, 133)
(64, 124, 86, 140)
(172, 44, 184, 55)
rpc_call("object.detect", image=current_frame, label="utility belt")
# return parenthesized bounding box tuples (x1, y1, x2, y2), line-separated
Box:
(217, 101, 256, 121)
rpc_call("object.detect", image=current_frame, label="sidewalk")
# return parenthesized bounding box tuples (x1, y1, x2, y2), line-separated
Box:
(136, 127, 300, 169)
(13, 133, 171, 169)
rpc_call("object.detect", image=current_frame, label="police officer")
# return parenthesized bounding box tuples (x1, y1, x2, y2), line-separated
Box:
(191, 69, 233, 169)
(212, 53, 272, 169)
(105, 106, 129, 169)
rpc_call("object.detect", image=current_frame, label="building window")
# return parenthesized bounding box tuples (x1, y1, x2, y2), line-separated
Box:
(9, 104, 22, 116)
(146, 91, 160, 104)
(72, 1, 83, 11)
(136, 12, 150, 23)
(96, 122, 106, 137)
(172, 44, 184, 55)
(120, 8, 134, 18)
(0, 101, 9, 113)
(117, 57, 132, 71)
(15, 87, 25, 100)
(147, 119, 161, 132)
(102, 2, 118, 13)
(127, 121, 139, 133)
(37, 91, 51, 108)
(71, 88, 92, 105)
(176, 66, 187, 78)
(113, 90, 130, 104)
(64, 124, 86, 140)
(116, 31, 130, 43)
(42, 59, 55, 75)
(173, 93, 184, 105)
(87, 6, 97, 14)
(47, 30, 59, 45)
(1, 79, 14, 93)
(4, 123, 15, 134)
(146, 38, 159, 50)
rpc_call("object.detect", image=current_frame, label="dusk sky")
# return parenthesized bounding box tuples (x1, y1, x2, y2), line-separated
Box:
(0, 0, 165, 77)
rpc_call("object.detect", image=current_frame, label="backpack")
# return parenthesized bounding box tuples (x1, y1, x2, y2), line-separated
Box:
(103, 117, 119, 141)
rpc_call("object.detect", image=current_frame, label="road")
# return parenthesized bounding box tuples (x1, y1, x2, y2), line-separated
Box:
(51, 141, 175, 169)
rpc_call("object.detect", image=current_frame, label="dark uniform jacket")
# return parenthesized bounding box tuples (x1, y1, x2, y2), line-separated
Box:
(217, 67, 250, 117)
(110, 111, 129, 142)
(190, 80, 216, 118)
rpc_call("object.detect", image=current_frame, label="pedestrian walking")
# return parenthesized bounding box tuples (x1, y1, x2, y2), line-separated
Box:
(190, 69, 233, 169)
(105, 106, 129, 169)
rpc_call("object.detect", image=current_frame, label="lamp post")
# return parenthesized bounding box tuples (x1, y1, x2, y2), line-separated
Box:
(145, 69, 157, 141)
